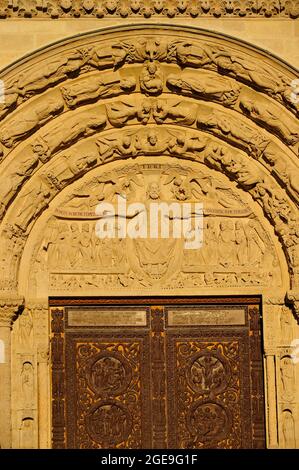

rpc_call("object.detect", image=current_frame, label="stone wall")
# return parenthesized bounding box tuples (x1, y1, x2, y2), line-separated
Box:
(0, 18, 298, 72)
(0, 11, 298, 449)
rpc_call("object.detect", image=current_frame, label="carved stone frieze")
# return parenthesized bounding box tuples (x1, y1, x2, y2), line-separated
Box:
(26, 161, 284, 294)
(0, 30, 298, 134)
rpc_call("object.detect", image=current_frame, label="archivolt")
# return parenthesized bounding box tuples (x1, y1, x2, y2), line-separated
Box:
(0, 25, 298, 294)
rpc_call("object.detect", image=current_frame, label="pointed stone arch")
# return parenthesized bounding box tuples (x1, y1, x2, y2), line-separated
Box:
(0, 24, 298, 449)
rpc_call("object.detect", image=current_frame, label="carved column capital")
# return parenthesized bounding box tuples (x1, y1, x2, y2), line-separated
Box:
(0, 296, 24, 327)
(27, 299, 48, 311)
(286, 290, 299, 321)
(264, 349, 277, 356)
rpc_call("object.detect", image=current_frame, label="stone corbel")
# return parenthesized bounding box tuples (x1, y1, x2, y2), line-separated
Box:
(286, 290, 299, 322)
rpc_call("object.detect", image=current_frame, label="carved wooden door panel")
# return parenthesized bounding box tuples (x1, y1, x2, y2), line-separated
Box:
(165, 304, 264, 448)
(50, 298, 265, 449)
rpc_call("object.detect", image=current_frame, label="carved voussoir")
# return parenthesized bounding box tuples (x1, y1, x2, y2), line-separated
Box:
(0, 296, 25, 327)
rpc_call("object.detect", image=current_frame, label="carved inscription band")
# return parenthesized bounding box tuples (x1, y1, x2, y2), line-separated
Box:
(168, 308, 246, 326)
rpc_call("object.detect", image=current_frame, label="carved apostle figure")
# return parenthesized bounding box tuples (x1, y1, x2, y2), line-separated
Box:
(214, 52, 285, 95)
(204, 219, 219, 265)
(48, 222, 70, 268)
(67, 223, 81, 267)
(19, 418, 34, 449)
(79, 223, 93, 265)
(106, 100, 139, 127)
(15, 183, 52, 232)
(1, 155, 39, 207)
(153, 99, 198, 125)
(167, 72, 241, 106)
(39, 111, 106, 155)
(240, 98, 299, 145)
(21, 362, 34, 408)
(218, 220, 235, 266)
(0, 98, 64, 148)
(280, 356, 295, 401)
(235, 220, 248, 265)
(282, 410, 296, 448)
(245, 220, 265, 266)
(0, 79, 20, 120)
(61, 74, 136, 108)
(18, 308, 34, 349)
(280, 307, 293, 345)
(175, 41, 218, 68)
(16, 49, 88, 97)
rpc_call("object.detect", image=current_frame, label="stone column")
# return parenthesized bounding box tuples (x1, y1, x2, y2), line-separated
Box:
(264, 350, 278, 448)
(31, 301, 50, 449)
(0, 297, 24, 448)
(37, 347, 50, 449)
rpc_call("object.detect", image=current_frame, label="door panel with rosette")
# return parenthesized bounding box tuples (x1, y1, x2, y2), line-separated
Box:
(50, 297, 265, 449)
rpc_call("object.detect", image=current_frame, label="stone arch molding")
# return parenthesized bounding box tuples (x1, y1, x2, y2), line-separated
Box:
(0, 25, 298, 305)
(0, 23, 298, 450)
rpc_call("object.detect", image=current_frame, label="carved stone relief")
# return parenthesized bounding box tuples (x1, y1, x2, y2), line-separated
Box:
(0, 25, 297, 449)
(19, 417, 35, 449)
(15, 308, 34, 349)
(1, 69, 297, 212)
(27, 161, 284, 295)
(0, 97, 64, 149)
(0, 31, 297, 139)
(280, 306, 294, 346)
(280, 355, 296, 402)
(2, 111, 296, 297)
(61, 72, 136, 108)
(282, 409, 296, 448)
(167, 71, 241, 106)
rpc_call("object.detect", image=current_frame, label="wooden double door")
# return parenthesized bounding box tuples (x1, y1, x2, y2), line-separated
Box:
(50, 297, 266, 449)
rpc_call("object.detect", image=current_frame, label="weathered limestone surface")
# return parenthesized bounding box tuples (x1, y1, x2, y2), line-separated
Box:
(0, 18, 298, 448)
